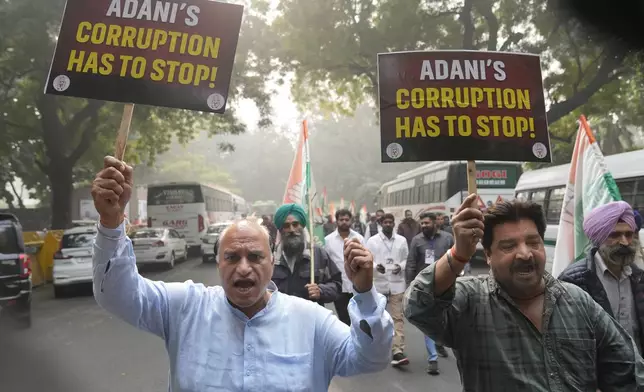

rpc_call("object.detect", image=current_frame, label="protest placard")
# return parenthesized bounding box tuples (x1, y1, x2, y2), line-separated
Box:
(45, 0, 243, 113)
(377, 50, 551, 163)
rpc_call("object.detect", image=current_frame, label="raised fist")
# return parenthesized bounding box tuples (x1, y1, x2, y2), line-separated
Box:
(91, 156, 133, 228)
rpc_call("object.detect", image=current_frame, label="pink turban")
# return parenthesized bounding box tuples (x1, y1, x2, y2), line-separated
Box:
(583, 201, 636, 246)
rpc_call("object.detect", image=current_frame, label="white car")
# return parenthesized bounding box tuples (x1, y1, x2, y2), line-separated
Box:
(201, 222, 231, 263)
(53, 225, 97, 298)
(131, 228, 188, 269)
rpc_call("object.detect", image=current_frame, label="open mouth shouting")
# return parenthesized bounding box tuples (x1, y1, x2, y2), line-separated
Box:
(233, 278, 256, 295)
(513, 262, 536, 279)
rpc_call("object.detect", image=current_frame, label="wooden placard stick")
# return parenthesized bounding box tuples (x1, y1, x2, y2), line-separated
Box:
(467, 160, 478, 195)
(115, 103, 135, 161)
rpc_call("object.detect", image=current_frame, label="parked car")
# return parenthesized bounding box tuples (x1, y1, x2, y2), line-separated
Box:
(0, 213, 32, 328)
(53, 225, 97, 298)
(131, 228, 187, 269)
(71, 220, 97, 228)
(201, 222, 231, 263)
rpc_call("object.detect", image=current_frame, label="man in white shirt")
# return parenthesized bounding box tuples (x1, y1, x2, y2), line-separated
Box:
(366, 213, 410, 367)
(325, 209, 365, 326)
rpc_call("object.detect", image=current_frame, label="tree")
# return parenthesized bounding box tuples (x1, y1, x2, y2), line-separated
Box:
(268, 0, 639, 139)
(144, 128, 296, 202)
(0, 0, 275, 228)
(135, 153, 238, 192)
(308, 105, 424, 207)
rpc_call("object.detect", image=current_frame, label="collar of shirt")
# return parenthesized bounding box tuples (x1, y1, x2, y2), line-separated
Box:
(594, 252, 632, 280)
(223, 281, 280, 322)
(334, 229, 360, 240)
(486, 269, 563, 308)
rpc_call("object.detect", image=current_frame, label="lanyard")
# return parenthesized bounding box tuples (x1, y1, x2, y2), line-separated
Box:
(380, 234, 394, 256)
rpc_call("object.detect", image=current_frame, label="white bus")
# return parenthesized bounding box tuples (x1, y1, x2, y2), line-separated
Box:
(147, 182, 247, 254)
(376, 160, 523, 221)
(515, 148, 644, 273)
(232, 194, 251, 219)
(376, 161, 522, 267)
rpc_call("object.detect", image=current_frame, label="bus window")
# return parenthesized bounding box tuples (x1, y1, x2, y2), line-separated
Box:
(634, 194, 644, 216)
(148, 185, 203, 205)
(616, 179, 636, 195)
(616, 179, 637, 205)
(515, 192, 529, 201)
(546, 187, 565, 224)
(530, 190, 546, 207)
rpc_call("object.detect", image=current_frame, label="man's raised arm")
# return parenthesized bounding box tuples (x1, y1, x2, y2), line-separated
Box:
(321, 238, 394, 378)
(91, 156, 188, 341)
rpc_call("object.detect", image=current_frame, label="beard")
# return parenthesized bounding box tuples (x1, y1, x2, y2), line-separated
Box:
(422, 227, 435, 238)
(282, 229, 305, 256)
(599, 243, 637, 269)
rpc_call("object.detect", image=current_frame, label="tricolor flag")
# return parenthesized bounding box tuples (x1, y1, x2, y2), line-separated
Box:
(350, 201, 356, 215)
(340, 197, 345, 209)
(360, 205, 368, 224)
(329, 202, 337, 222)
(283, 120, 325, 245)
(322, 187, 328, 210)
(551, 115, 622, 277)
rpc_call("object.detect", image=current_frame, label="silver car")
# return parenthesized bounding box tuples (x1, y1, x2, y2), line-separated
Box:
(132, 228, 188, 269)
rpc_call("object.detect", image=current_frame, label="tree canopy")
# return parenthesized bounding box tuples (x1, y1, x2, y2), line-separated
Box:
(267, 0, 644, 165)
(0, 0, 276, 228)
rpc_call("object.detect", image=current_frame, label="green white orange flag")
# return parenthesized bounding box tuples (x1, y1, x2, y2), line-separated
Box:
(282, 119, 325, 245)
(360, 204, 368, 224)
(551, 115, 622, 277)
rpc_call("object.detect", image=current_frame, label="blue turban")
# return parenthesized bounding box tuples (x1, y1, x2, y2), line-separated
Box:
(274, 203, 308, 229)
(634, 210, 642, 232)
(583, 201, 636, 246)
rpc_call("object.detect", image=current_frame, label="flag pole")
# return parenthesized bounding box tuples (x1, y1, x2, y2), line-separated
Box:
(308, 181, 315, 284)
(303, 119, 316, 285)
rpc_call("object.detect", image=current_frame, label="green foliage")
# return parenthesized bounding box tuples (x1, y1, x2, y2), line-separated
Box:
(0, 0, 275, 227)
(307, 105, 424, 207)
(138, 153, 238, 192)
(268, 0, 643, 167)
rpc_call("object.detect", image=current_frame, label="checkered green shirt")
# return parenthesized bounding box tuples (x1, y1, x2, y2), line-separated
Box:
(403, 262, 644, 391)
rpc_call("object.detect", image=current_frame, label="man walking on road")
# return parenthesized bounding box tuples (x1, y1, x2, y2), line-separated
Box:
(270, 203, 342, 305)
(365, 209, 385, 241)
(91, 156, 394, 391)
(323, 215, 336, 237)
(325, 209, 365, 325)
(367, 213, 410, 367)
(405, 195, 644, 391)
(397, 209, 420, 246)
(405, 212, 453, 375)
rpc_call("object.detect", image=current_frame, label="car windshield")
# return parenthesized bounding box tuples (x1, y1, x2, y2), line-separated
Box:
(207, 225, 226, 234)
(0, 225, 21, 254)
(131, 229, 164, 239)
(62, 232, 96, 249)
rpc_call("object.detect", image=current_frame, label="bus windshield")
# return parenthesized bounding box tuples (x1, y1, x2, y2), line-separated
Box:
(148, 185, 204, 206)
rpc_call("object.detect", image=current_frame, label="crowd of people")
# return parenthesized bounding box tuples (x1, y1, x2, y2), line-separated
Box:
(89, 155, 644, 391)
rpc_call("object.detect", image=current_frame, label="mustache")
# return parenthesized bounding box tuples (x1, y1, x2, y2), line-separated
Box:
(611, 245, 635, 256)
(510, 258, 537, 273)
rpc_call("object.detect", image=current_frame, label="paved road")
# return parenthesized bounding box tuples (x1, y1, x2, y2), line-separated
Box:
(0, 257, 471, 392)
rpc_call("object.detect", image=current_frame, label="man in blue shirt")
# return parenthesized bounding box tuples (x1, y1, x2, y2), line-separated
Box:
(91, 156, 394, 392)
